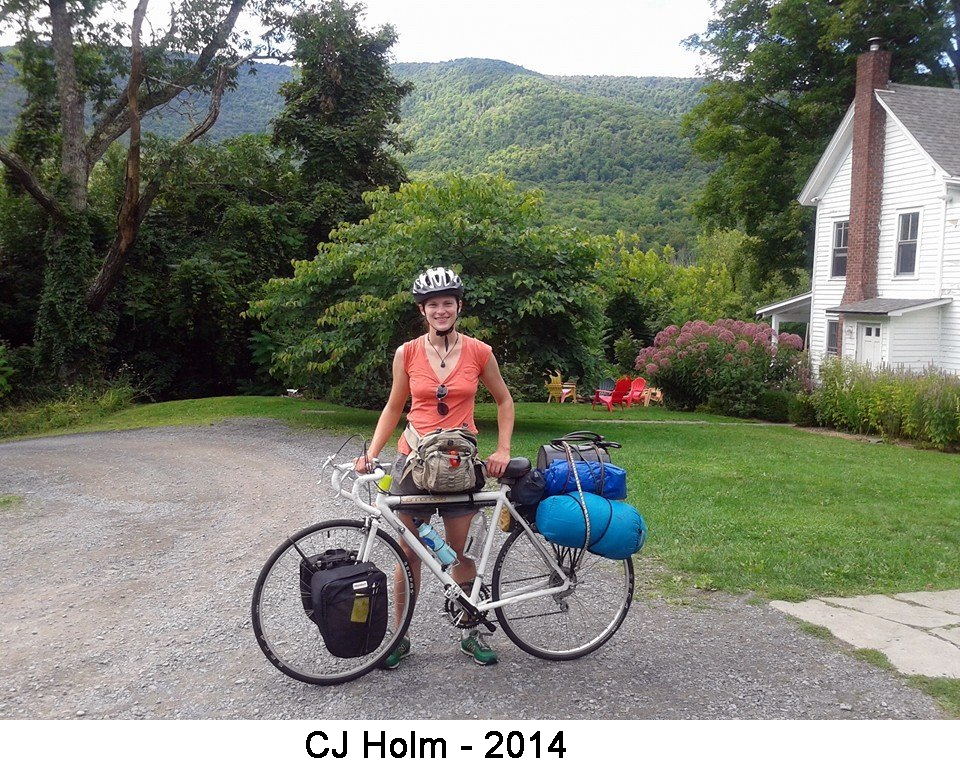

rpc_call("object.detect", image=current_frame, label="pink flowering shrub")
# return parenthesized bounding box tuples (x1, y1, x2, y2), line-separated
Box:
(635, 319, 807, 417)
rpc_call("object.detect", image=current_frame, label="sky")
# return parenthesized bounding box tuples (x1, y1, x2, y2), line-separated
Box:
(0, 0, 716, 78)
(356, 0, 716, 78)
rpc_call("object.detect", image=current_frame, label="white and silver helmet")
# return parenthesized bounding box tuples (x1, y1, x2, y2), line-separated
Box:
(411, 267, 464, 303)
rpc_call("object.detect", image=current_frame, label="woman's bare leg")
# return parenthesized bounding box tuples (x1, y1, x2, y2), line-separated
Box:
(443, 511, 478, 588)
(394, 511, 420, 629)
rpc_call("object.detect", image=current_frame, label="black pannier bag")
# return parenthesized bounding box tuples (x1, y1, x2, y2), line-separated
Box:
(299, 548, 352, 614)
(511, 467, 547, 507)
(299, 549, 388, 658)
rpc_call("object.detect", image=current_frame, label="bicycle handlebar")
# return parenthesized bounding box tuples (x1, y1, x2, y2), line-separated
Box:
(318, 457, 384, 514)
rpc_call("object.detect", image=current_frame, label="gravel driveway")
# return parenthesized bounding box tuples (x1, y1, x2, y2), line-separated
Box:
(0, 420, 946, 719)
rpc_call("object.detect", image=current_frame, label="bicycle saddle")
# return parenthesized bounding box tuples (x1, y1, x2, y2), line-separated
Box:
(498, 457, 531, 482)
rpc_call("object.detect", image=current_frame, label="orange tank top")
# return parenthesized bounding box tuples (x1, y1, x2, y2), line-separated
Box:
(399, 334, 492, 454)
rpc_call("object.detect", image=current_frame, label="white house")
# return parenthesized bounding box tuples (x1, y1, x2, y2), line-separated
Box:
(758, 40, 960, 377)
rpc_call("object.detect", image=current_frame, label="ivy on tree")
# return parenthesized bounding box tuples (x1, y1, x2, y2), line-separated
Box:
(0, 0, 287, 380)
(271, 0, 413, 245)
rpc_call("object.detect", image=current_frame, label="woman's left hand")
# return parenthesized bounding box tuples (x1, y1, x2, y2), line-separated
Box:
(485, 449, 511, 478)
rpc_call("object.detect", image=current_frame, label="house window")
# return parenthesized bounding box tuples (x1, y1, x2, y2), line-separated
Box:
(831, 221, 848, 277)
(826, 320, 839, 355)
(896, 211, 919, 276)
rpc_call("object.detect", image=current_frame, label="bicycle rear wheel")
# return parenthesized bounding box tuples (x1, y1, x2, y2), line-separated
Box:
(491, 527, 634, 661)
(252, 518, 415, 685)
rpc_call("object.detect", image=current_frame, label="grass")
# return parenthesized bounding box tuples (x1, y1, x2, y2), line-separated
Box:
(907, 676, 960, 717)
(851, 648, 895, 669)
(0, 494, 22, 509)
(0, 384, 137, 439)
(797, 622, 835, 641)
(4, 395, 957, 603)
(851, 650, 960, 715)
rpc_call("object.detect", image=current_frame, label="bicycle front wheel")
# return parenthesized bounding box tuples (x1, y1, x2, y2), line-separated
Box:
(252, 518, 415, 685)
(491, 527, 634, 661)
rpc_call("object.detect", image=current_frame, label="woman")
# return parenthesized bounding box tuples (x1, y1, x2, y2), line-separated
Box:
(355, 267, 515, 668)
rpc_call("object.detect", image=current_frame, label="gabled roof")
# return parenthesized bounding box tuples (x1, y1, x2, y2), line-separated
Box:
(877, 84, 960, 177)
(798, 105, 855, 206)
(798, 82, 960, 206)
(825, 297, 953, 316)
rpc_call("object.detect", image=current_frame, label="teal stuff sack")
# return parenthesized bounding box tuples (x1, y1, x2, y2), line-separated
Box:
(535, 491, 647, 559)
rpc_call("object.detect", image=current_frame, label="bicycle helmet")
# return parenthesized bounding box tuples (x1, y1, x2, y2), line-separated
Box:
(411, 267, 464, 303)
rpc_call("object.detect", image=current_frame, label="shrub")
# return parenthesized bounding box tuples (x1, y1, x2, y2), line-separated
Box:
(635, 319, 807, 418)
(613, 329, 641, 374)
(788, 392, 819, 427)
(0, 382, 136, 439)
(0, 343, 12, 402)
(810, 358, 960, 450)
(754, 389, 793, 423)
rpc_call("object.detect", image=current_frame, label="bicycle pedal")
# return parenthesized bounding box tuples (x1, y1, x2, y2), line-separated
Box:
(443, 584, 462, 600)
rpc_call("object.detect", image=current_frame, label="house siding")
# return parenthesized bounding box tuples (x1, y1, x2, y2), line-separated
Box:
(809, 152, 852, 376)
(940, 193, 960, 373)
(888, 308, 942, 368)
(874, 120, 944, 297)
(808, 116, 956, 377)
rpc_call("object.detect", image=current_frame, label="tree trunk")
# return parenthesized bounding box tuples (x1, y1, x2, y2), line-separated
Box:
(34, 216, 106, 381)
(85, 0, 148, 313)
(48, 0, 88, 211)
(85, 63, 231, 312)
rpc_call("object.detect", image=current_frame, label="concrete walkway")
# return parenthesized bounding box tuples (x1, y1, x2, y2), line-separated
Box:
(772, 590, 960, 678)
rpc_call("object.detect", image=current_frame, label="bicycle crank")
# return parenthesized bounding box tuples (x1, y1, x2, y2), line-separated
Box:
(444, 583, 491, 629)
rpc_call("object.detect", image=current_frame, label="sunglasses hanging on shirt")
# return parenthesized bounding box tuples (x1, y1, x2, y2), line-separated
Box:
(436, 384, 449, 415)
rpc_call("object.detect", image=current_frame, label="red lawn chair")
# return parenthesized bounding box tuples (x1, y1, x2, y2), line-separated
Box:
(593, 376, 632, 412)
(623, 376, 648, 407)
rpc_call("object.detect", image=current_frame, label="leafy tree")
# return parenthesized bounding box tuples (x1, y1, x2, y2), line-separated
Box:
(0, 341, 13, 400)
(272, 0, 413, 245)
(597, 228, 807, 355)
(104, 135, 310, 397)
(0, 181, 46, 347)
(248, 174, 608, 407)
(683, 0, 959, 284)
(0, 0, 289, 380)
(597, 236, 677, 356)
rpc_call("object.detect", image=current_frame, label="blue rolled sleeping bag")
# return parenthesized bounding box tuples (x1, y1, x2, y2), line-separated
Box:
(542, 459, 627, 500)
(535, 491, 647, 559)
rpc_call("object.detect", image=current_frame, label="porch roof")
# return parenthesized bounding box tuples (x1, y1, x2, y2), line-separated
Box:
(825, 297, 953, 316)
(755, 292, 812, 322)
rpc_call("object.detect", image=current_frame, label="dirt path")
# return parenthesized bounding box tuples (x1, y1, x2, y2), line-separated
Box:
(0, 421, 945, 719)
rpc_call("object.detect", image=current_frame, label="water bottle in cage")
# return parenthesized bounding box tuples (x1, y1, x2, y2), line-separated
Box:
(414, 519, 457, 568)
(463, 512, 488, 560)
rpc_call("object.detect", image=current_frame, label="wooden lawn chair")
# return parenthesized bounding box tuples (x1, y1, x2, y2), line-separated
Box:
(545, 371, 576, 403)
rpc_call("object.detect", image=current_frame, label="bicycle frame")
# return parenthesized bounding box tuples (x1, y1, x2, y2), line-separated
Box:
(328, 462, 573, 627)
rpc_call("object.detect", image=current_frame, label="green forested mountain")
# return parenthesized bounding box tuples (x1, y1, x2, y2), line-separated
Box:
(1, 52, 706, 251)
(394, 60, 708, 252)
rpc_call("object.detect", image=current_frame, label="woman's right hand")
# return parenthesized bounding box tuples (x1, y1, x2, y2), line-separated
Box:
(354, 455, 373, 474)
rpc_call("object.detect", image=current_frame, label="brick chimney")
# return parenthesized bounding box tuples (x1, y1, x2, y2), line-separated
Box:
(843, 38, 892, 304)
